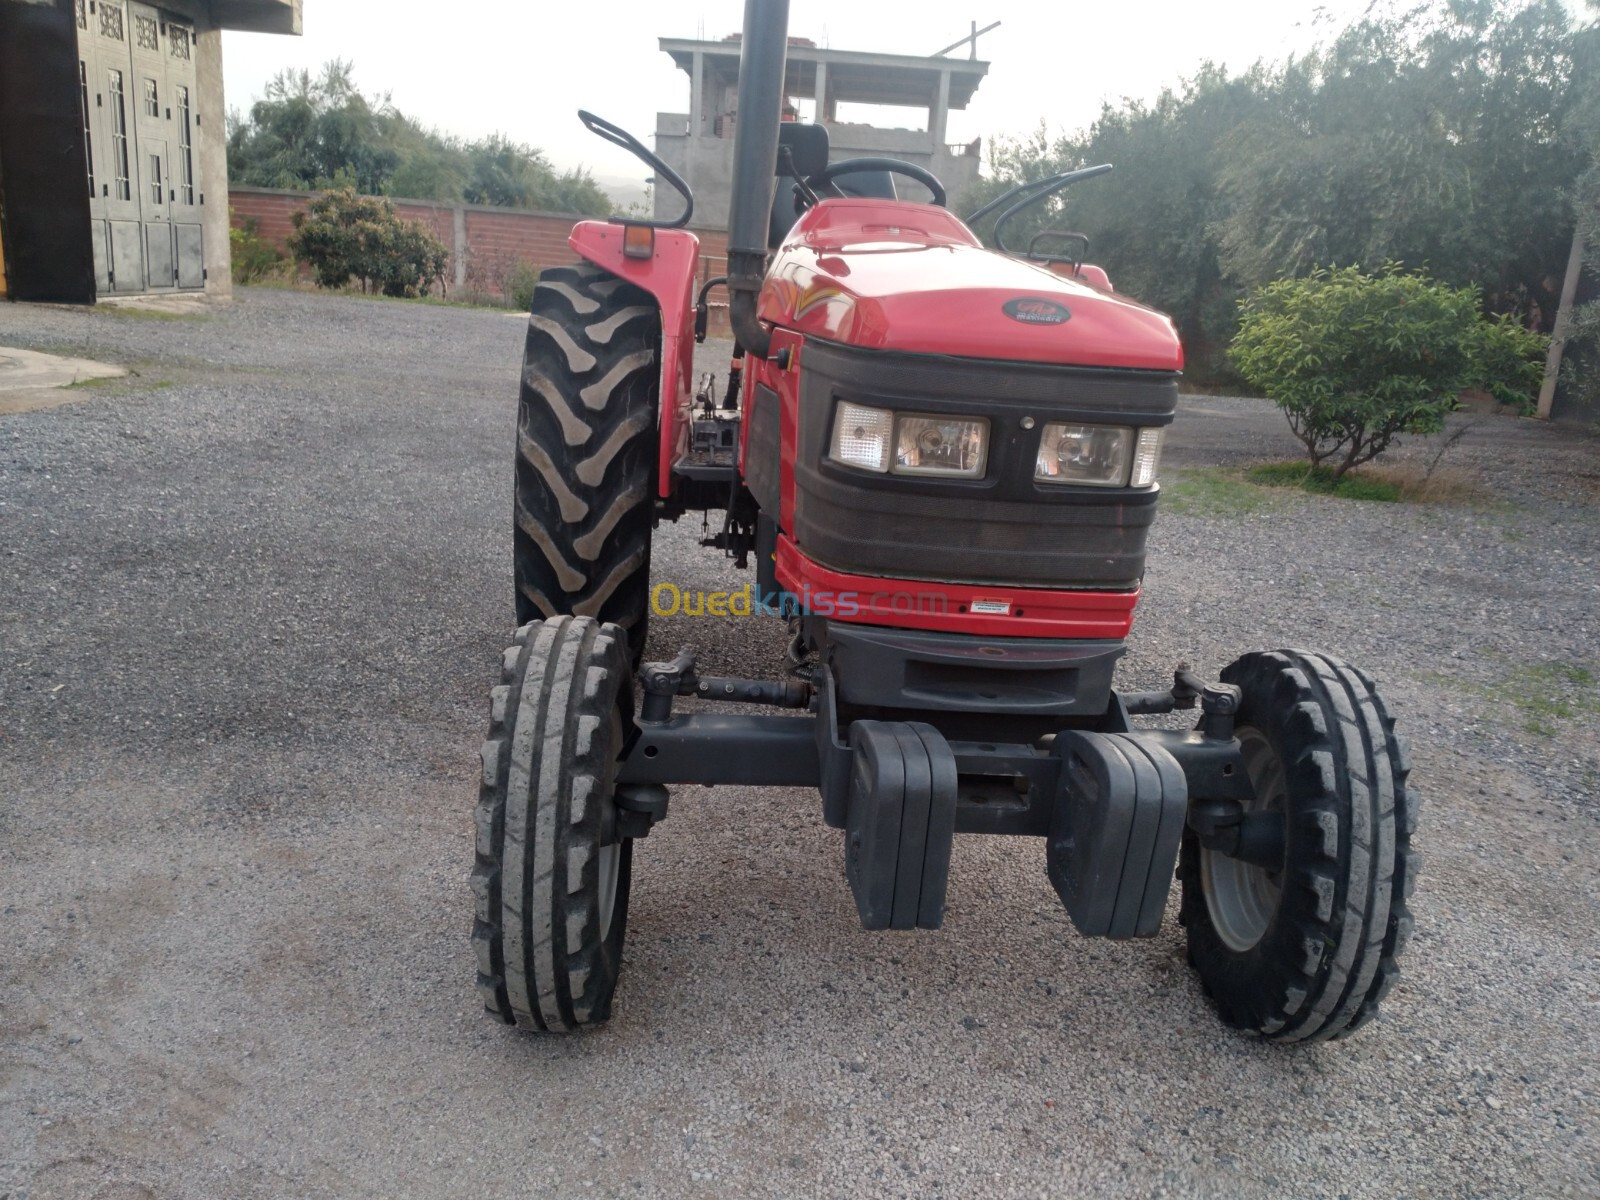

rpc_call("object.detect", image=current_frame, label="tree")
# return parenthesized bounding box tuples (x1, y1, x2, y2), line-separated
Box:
(1230, 265, 1545, 480)
(1214, 2, 1581, 313)
(460, 135, 611, 214)
(964, 2, 1580, 383)
(228, 61, 611, 217)
(226, 61, 400, 195)
(1541, 5, 1600, 415)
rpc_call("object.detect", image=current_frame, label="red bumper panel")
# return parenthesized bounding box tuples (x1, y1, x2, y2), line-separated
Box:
(774, 537, 1139, 640)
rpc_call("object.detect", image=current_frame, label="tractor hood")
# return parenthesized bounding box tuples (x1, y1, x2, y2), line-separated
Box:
(757, 199, 1183, 372)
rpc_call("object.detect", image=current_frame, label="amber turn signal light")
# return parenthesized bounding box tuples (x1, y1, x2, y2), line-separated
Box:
(622, 224, 655, 260)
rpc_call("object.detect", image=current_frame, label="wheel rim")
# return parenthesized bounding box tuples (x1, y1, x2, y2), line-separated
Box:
(597, 842, 621, 940)
(1200, 726, 1285, 952)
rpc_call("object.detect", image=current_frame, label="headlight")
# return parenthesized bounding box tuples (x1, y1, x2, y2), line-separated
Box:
(1036, 423, 1133, 487)
(894, 415, 989, 478)
(830, 404, 989, 479)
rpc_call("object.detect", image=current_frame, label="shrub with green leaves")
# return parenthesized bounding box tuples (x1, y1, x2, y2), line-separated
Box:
(229, 212, 285, 285)
(287, 187, 450, 298)
(505, 260, 540, 312)
(1231, 265, 1546, 480)
(1471, 312, 1548, 411)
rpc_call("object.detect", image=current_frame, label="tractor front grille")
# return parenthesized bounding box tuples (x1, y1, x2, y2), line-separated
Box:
(793, 340, 1178, 589)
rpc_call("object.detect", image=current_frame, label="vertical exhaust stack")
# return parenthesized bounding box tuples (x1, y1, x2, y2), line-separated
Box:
(725, 0, 790, 360)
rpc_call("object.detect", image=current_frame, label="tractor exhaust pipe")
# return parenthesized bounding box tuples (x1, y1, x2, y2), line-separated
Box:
(725, 0, 790, 360)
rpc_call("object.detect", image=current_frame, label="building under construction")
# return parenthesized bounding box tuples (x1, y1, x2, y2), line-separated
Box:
(654, 32, 990, 228)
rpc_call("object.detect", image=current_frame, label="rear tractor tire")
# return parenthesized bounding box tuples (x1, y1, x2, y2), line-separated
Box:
(472, 616, 634, 1032)
(1178, 650, 1420, 1042)
(515, 263, 661, 663)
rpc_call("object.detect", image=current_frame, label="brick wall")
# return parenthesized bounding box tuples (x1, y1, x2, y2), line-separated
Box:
(230, 186, 731, 300)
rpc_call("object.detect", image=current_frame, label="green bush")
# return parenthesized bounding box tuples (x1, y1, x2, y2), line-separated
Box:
(229, 212, 285, 285)
(505, 260, 540, 311)
(1471, 313, 1548, 411)
(287, 187, 450, 298)
(1231, 265, 1545, 481)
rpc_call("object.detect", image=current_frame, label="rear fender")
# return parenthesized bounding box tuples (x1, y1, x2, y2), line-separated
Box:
(568, 221, 700, 498)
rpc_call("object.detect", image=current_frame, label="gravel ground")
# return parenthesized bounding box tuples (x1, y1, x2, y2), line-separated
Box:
(2, 288, 1598, 1199)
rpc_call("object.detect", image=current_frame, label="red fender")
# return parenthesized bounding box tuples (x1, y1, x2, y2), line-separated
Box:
(568, 221, 700, 498)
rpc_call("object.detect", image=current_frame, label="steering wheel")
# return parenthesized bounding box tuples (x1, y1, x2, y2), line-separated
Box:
(804, 157, 947, 209)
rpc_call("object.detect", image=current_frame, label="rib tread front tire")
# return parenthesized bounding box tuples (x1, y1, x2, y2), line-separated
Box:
(472, 615, 633, 1032)
(1178, 649, 1419, 1042)
(515, 264, 660, 662)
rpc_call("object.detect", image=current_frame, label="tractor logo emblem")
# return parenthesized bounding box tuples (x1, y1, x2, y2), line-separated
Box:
(1003, 297, 1071, 325)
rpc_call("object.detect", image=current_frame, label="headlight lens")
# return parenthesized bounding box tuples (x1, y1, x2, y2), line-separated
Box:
(894, 414, 989, 478)
(1036, 423, 1132, 487)
(830, 404, 989, 478)
(829, 401, 894, 473)
(1130, 426, 1165, 488)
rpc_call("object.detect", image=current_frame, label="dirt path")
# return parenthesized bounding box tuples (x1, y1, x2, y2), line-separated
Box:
(2, 290, 1597, 1198)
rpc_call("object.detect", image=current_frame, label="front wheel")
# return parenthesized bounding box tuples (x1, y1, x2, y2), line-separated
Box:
(472, 616, 634, 1032)
(1178, 650, 1420, 1041)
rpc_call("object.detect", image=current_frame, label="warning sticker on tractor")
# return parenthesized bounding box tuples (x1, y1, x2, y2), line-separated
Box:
(970, 598, 1012, 615)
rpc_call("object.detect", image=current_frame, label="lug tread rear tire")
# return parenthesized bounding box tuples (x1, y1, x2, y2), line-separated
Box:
(1178, 649, 1419, 1042)
(515, 264, 660, 661)
(472, 615, 633, 1032)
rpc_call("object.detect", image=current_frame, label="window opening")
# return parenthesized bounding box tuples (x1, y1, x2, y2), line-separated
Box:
(177, 87, 196, 205)
(109, 69, 131, 201)
(80, 62, 96, 199)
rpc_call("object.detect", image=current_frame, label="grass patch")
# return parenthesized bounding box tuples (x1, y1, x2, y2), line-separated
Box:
(62, 370, 174, 395)
(1163, 458, 1487, 516)
(1245, 461, 1403, 502)
(240, 277, 522, 311)
(1243, 459, 1489, 504)
(354, 289, 518, 312)
(97, 304, 205, 322)
(1504, 662, 1600, 736)
(1436, 659, 1600, 737)
(1358, 462, 1486, 505)
(1161, 468, 1274, 515)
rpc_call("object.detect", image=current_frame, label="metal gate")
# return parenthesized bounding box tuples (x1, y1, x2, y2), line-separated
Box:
(77, 0, 204, 294)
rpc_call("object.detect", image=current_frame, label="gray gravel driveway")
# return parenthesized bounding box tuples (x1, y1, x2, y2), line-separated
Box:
(2, 289, 1598, 1198)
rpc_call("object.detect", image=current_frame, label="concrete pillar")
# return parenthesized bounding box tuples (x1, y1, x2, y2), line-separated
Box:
(195, 21, 231, 298)
(689, 49, 704, 136)
(453, 204, 467, 290)
(814, 60, 828, 126)
(931, 69, 950, 151)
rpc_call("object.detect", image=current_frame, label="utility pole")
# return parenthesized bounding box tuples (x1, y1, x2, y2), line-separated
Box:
(1537, 227, 1585, 420)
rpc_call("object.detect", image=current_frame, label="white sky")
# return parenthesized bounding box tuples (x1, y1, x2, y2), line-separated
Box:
(222, 0, 1383, 193)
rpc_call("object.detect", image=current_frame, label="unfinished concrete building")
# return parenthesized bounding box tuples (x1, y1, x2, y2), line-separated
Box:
(653, 34, 989, 228)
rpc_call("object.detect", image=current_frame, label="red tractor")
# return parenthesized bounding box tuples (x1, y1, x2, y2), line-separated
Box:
(473, 0, 1417, 1042)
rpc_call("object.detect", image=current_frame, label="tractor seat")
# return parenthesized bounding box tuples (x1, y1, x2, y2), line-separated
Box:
(768, 122, 897, 248)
